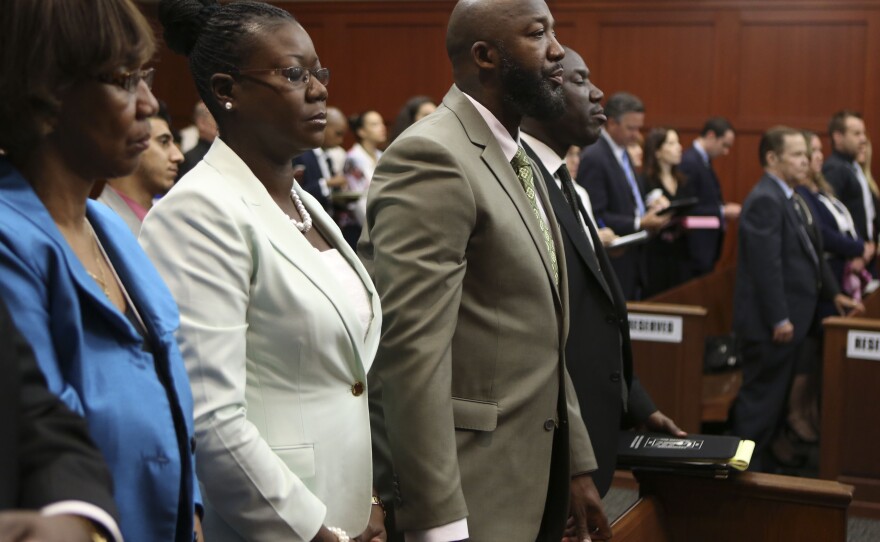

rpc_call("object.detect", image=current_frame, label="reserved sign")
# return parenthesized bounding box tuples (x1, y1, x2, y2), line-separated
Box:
(628, 313, 683, 343)
(846, 330, 880, 361)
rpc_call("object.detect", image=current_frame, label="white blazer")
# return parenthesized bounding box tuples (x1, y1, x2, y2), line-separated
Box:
(140, 138, 381, 541)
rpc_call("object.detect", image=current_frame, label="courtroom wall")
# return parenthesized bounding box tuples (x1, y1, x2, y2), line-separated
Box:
(140, 0, 880, 264)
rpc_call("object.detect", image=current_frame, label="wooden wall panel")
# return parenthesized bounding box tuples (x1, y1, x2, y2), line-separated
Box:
(136, 0, 880, 223)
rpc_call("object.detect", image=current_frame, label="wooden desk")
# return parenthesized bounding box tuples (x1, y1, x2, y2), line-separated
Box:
(626, 302, 706, 432)
(612, 471, 853, 541)
(821, 316, 880, 519)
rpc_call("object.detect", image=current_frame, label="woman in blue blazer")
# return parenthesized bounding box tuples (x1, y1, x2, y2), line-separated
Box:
(0, 2, 201, 541)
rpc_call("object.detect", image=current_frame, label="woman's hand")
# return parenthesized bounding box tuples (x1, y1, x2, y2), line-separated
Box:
(354, 500, 387, 542)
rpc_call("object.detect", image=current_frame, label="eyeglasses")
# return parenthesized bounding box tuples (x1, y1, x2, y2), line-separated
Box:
(235, 66, 330, 87)
(96, 67, 155, 93)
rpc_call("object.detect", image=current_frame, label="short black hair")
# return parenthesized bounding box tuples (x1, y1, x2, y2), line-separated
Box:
(604, 92, 644, 121)
(828, 110, 862, 139)
(700, 117, 734, 137)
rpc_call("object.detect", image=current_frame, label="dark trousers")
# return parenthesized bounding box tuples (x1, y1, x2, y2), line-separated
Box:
(731, 338, 803, 471)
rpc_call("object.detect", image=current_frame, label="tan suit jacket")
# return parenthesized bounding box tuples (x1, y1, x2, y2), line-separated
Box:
(360, 85, 595, 542)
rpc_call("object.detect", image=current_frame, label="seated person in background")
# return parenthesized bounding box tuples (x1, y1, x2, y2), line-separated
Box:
(0, 1, 202, 541)
(143, 1, 384, 540)
(679, 117, 740, 277)
(0, 297, 121, 542)
(177, 100, 218, 179)
(345, 110, 387, 236)
(640, 127, 694, 298)
(99, 100, 183, 235)
(292, 105, 349, 213)
(521, 45, 684, 498)
(388, 95, 436, 143)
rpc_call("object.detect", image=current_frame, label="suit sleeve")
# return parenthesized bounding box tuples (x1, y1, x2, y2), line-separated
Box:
(5, 302, 118, 519)
(578, 155, 637, 235)
(140, 191, 326, 541)
(361, 135, 475, 530)
(740, 193, 789, 329)
(564, 368, 597, 475)
(623, 376, 658, 426)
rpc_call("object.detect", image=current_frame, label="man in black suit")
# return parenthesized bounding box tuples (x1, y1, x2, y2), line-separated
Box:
(576, 92, 669, 299)
(732, 126, 861, 471)
(679, 117, 741, 277)
(292, 106, 348, 212)
(521, 46, 684, 497)
(823, 111, 876, 248)
(0, 298, 121, 541)
(177, 101, 217, 180)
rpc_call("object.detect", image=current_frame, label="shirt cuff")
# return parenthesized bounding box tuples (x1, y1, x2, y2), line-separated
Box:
(634, 216, 641, 231)
(405, 518, 469, 542)
(42, 501, 123, 542)
(774, 318, 791, 329)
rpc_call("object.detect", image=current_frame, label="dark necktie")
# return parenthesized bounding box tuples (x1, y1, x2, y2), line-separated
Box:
(325, 155, 336, 176)
(556, 164, 581, 220)
(791, 193, 819, 265)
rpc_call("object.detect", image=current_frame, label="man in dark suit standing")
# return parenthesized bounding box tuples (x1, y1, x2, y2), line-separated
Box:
(521, 46, 684, 497)
(732, 126, 861, 471)
(576, 92, 669, 299)
(823, 111, 876, 249)
(679, 117, 741, 277)
(0, 298, 121, 541)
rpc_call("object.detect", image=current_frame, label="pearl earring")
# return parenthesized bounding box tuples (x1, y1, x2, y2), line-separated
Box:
(224, 102, 232, 110)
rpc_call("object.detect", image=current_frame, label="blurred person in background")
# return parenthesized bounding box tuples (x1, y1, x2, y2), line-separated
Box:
(388, 95, 436, 143)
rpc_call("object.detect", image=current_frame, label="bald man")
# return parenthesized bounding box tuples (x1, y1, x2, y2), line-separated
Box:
(360, 1, 609, 541)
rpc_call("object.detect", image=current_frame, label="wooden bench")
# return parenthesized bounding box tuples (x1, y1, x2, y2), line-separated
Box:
(612, 470, 853, 541)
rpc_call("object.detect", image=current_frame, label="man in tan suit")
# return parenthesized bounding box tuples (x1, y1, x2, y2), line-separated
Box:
(359, 1, 610, 541)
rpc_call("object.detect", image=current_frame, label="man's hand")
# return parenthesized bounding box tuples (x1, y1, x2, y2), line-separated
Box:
(640, 209, 670, 233)
(326, 174, 348, 189)
(564, 475, 611, 542)
(864, 241, 876, 263)
(0, 512, 92, 542)
(851, 257, 866, 273)
(354, 499, 387, 542)
(641, 411, 686, 437)
(722, 202, 741, 221)
(772, 321, 794, 343)
(834, 293, 865, 317)
(597, 227, 617, 247)
(195, 513, 204, 542)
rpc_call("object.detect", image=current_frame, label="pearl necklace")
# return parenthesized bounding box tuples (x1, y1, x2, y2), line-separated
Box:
(286, 187, 312, 233)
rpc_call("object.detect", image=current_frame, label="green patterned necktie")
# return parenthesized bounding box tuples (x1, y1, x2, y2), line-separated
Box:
(511, 147, 559, 287)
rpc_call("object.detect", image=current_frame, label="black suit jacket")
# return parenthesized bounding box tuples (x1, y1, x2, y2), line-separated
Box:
(293, 149, 332, 211)
(823, 150, 879, 243)
(734, 175, 839, 344)
(577, 137, 646, 299)
(525, 143, 656, 495)
(679, 145, 724, 276)
(177, 138, 212, 181)
(0, 298, 118, 516)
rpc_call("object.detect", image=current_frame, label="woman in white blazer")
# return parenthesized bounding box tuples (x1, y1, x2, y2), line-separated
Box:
(140, 2, 384, 542)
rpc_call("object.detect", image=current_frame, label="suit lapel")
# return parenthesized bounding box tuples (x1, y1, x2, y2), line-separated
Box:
(524, 142, 614, 302)
(205, 141, 370, 378)
(443, 86, 562, 304)
(763, 176, 819, 269)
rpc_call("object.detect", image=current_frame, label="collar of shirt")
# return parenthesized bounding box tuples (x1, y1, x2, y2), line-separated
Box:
(600, 128, 628, 170)
(520, 133, 564, 176)
(110, 186, 149, 222)
(693, 140, 710, 166)
(463, 92, 520, 162)
(767, 172, 794, 199)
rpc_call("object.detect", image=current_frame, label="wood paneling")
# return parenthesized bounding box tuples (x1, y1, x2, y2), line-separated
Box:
(137, 0, 880, 215)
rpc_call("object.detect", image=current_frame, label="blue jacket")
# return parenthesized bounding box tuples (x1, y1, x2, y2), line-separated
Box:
(0, 158, 200, 542)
